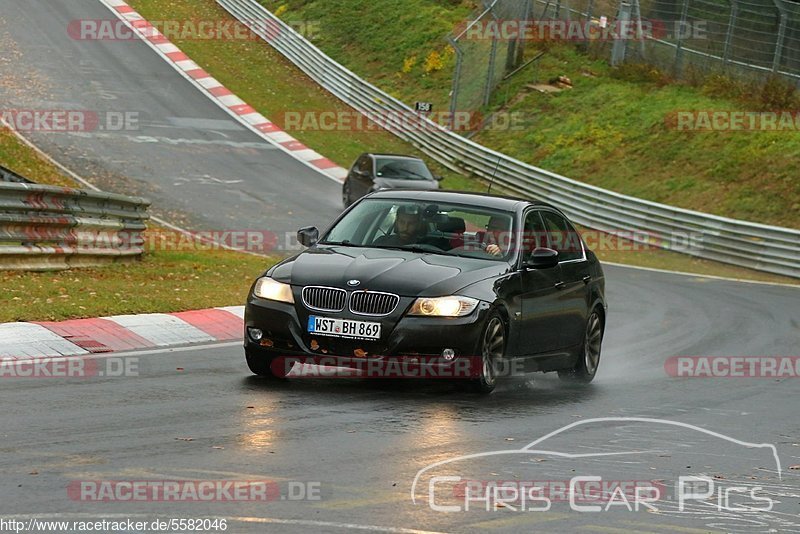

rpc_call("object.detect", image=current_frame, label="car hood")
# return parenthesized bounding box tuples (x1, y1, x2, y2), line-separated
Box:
(375, 178, 439, 190)
(269, 246, 509, 297)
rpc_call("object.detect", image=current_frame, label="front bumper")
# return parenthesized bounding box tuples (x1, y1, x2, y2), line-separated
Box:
(244, 292, 490, 375)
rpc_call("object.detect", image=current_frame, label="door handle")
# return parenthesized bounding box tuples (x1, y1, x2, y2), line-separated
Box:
(582, 275, 591, 284)
(554, 281, 566, 290)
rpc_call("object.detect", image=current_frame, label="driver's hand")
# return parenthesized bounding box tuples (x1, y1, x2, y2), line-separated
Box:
(486, 244, 501, 256)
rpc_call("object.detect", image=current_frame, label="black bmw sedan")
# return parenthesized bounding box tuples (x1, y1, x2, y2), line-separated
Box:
(244, 190, 607, 392)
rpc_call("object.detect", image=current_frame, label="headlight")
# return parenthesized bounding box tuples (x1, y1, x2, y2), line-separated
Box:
(253, 277, 294, 304)
(408, 296, 479, 317)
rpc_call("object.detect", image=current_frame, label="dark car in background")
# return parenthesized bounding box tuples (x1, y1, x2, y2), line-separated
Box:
(342, 153, 441, 207)
(245, 190, 606, 393)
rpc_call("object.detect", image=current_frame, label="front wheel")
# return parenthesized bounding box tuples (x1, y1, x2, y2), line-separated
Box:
(558, 310, 603, 384)
(469, 312, 506, 393)
(245, 348, 286, 380)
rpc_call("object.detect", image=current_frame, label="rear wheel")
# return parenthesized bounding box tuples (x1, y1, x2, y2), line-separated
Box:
(469, 312, 506, 393)
(558, 310, 603, 384)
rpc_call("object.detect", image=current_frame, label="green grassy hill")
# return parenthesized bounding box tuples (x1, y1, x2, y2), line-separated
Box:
(262, 0, 800, 228)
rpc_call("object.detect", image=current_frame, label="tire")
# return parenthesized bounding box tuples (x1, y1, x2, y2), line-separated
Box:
(558, 309, 603, 384)
(342, 181, 352, 207)
(469, 312, 506, 393)
(245, 348, 286, 380)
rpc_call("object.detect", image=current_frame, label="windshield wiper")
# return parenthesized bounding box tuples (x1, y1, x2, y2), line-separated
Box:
(370, 244, 447, 255)
(319, 240, 358, 246)
(399, 169, 431, 180)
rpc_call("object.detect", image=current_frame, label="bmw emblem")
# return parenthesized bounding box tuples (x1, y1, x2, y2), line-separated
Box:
(347, 279, 360, 287)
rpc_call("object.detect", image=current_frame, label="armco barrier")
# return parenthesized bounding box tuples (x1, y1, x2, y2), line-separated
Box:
(218, 0, 800, 279)
(0, 181, 150, 271)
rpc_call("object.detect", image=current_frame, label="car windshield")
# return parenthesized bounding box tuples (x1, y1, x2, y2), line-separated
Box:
(320, 199, 515, 261)
(374, 157, 433, 181)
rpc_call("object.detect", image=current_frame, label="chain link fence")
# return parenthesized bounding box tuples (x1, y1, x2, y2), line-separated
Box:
(533, 0, 800, 82)
(448, 0, 533, 125)
(451, 0, 800, 116)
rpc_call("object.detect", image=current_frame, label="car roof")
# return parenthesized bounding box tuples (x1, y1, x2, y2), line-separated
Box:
(366, 189, 556, 212)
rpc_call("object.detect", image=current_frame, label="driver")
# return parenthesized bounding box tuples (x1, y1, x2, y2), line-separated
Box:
(373, 205, 427, 247)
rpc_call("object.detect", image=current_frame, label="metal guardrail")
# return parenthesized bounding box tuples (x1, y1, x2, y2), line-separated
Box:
(218, 0, 800, 279)
(0, 181, 150, 271)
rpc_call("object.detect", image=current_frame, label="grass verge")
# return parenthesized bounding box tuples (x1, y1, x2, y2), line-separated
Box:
(1, 248, 275, 323)
(0, 128, 77, 187)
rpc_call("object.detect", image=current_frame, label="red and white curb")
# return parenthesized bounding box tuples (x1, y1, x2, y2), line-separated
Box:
(0, 306, 244, 359)
(98, 0, 348, 183)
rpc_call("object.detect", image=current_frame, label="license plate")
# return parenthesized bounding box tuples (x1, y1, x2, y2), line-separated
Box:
(307, 316, 381, 340)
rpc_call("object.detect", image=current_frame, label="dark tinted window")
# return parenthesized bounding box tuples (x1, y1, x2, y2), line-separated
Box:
(541, 211, 583, 262)
(522, 211, 547, 262)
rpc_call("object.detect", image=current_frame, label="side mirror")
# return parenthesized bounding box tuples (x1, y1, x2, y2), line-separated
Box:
(525, 247, 559, 269)
(434, 175, 444, 182)
(297, 226, 319, 247)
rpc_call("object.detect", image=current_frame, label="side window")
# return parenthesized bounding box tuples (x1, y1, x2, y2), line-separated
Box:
(541, 211, 583, 262)
(522, 211, 547, 262)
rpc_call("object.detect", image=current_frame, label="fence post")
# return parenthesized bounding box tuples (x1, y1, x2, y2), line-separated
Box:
(505, 0, 532, 71)
(674, 0, 691, 75)
(448, 36, 463, 131)
(581, 0, 595, 53)
(611, 0, 632, 66)
(484, 9, 500, 107)
(772, 0, 788, 73)
(722, 0, 737, 67)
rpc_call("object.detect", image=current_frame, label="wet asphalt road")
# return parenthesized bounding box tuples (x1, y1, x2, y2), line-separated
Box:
(1, 267, 798, 533)
(1, 1, 799, 532)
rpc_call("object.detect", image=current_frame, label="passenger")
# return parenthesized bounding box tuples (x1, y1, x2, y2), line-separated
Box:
(483, 215, 511, 257)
